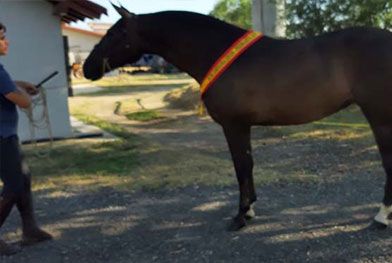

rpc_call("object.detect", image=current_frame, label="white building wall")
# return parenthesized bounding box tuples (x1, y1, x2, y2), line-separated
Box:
(62, 29, 102, 63)
(0, 0, 72, 142)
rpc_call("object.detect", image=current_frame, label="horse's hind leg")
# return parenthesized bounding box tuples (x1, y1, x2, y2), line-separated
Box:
(222, 123, 256, 231)
(245, 172, 257, 219)
(363, 116, 392, 228)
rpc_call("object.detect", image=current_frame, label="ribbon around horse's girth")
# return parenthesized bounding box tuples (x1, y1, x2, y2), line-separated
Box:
(200, 31, 263, 98)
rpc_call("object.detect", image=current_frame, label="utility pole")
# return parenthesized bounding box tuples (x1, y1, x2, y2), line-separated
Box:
(252, 0, 285, 37)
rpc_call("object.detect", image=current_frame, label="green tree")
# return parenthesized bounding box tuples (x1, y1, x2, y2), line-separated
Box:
(209, 0, 252, 29)
(286, 0, 392, 38)
(209, 0, 392, 38)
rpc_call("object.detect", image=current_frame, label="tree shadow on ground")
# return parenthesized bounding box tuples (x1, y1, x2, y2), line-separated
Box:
(1, 179, 391, 263)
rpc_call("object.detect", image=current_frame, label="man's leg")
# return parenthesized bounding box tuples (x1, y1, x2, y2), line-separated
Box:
(14, 142, 52, 246)
(0, 193, 19, 255)
(16, 173, 53, 245)
(0, 137, 22, 255)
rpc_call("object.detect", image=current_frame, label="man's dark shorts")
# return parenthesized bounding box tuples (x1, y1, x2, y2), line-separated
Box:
(0, 135, 28, 196)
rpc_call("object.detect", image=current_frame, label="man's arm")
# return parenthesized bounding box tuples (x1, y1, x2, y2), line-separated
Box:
(4, 82, 38, 109)
(14, 81, 39, 95)
(4, 86, 31, 109)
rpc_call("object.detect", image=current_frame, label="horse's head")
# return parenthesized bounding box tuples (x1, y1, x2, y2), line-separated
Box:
(83, 4, 143, 80)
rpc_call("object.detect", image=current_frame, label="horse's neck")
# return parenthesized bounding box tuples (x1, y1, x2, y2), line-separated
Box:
(138, 12, 246, 82)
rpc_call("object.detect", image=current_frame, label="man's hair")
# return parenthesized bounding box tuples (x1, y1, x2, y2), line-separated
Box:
(0, 22, 6, 32)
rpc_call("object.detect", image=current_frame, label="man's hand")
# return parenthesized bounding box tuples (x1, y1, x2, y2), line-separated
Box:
(14, 81, 39, 96)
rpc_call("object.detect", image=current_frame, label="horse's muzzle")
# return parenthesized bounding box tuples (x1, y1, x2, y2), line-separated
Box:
(83, 58, 103, 81)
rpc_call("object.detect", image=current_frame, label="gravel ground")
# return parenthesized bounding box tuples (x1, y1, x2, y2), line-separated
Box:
(3, 88, 390, 262)
(1, 179, 391, 263)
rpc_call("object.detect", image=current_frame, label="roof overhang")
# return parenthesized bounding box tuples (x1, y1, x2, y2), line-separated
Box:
(47, 0, 107, 23)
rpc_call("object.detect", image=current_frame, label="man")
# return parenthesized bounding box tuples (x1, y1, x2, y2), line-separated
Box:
(0, 22, 52, 255)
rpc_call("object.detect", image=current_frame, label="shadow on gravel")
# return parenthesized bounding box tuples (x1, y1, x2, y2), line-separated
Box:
(1, 179, 391, 263)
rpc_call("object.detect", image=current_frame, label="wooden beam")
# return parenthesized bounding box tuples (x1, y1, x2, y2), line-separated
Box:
(69, 1, 103, 19)
(75, 0, 107, 16)
(52, 1, 72, 16)
(67, 9, 88, 20)
(48, 0, 107, 22)
(61, 16, 73, 24)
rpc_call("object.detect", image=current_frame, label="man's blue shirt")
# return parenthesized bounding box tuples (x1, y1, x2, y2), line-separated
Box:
(0, 63, 18, 137)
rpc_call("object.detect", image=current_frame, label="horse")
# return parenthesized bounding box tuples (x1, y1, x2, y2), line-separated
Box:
(83, 4, 392, 231)
(71, 62, 83, 78)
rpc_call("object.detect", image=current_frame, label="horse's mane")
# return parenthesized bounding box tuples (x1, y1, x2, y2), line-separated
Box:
(140, 11, 245, 34)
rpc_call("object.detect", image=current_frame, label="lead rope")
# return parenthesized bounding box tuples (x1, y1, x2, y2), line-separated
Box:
(21, 87, 54, 156)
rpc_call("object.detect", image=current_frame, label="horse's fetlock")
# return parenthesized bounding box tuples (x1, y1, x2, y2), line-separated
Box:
(239, 205, 250, 214)
(250, 195, 257, 204)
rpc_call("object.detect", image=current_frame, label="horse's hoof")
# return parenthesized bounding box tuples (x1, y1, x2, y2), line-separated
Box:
(367, 220, 388, 230)
(227, 216, 246, 231)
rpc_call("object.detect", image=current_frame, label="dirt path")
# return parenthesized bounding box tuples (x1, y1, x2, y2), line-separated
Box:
(2, 86, 392, 262)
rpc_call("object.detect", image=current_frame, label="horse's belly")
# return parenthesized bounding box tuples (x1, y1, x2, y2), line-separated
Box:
(252, 95, 353, 125)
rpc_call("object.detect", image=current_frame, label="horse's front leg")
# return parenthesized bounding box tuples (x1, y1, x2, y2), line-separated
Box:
(367, 124, 392, 229)
(223, 123, 256, 231)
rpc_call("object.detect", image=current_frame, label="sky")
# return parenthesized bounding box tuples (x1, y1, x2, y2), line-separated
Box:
(72, 0, 219, 30)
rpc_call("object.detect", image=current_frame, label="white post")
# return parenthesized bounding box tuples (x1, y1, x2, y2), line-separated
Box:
(252, 0, 285, 37)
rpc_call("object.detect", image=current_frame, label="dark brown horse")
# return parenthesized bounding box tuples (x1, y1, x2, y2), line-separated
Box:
(84, 5, 392, 231)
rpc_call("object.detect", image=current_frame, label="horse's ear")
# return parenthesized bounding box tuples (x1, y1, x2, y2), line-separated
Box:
(111, 3, 135, 19)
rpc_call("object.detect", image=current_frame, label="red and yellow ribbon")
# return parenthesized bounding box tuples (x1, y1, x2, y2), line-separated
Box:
(200, 31, 263, 97)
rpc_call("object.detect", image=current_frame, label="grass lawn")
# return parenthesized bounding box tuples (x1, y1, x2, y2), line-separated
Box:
(125, 110, 163, 122)
(23, 107, 376, 195)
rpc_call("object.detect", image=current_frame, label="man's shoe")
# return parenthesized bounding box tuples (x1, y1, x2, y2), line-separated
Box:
(21, 227, 52, 246)
(0, 240, 20, 256)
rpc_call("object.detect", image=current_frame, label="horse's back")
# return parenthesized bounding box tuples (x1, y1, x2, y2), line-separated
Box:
(205, 31, 351, 125)
(204, 27, 392, 125)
